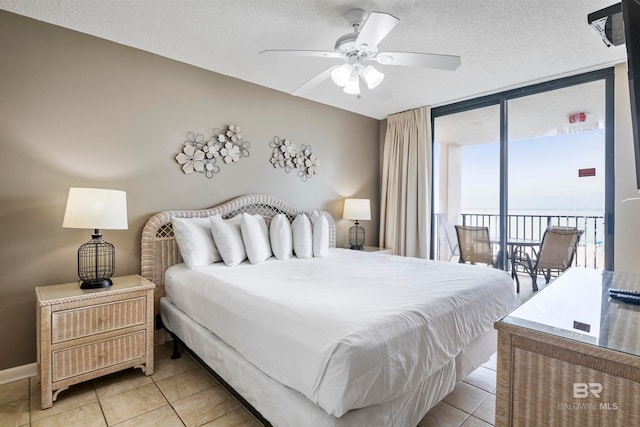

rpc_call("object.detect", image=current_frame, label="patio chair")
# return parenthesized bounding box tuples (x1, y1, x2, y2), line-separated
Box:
(513, 226, 583, 292)
(437, 214, 460, 262)
(455, 225, 496, 267)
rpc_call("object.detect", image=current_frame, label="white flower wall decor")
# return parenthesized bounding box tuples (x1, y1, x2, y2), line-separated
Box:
(269, 136, 320, 182)
(175, 124, 250, 179)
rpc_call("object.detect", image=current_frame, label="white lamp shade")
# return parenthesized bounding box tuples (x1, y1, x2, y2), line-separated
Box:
(343, 73, 361, 95)
(63, 188, 128, 230)
(330, 64, 352, 87)
(343, 198, 371, 221)
(361, 65, 384, 89)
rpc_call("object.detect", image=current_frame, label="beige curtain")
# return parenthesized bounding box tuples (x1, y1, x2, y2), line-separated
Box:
(379, 106, 432, 258)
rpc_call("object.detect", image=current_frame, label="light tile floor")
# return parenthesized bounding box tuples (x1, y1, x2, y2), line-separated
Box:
(0, 276, 540, 427)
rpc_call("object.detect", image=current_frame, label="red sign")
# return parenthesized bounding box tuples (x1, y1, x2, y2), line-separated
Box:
(569, 112, 587, 123)
(579, 168, 596, 177)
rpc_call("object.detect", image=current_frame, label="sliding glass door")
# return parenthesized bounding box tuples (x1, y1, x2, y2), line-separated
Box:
(507, 80, 606, 271)
(432, 69, 613, 276)
(433, 104, 503, 264)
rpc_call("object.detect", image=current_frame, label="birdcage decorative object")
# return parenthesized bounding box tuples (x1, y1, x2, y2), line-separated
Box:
(77, 232, 116, 288)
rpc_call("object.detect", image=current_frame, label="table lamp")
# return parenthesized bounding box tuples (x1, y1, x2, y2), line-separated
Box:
(63, 188, 128, 289)
(343, 198, 371, 250)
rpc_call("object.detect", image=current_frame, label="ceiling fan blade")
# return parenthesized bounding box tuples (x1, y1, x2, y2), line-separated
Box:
(372, 51, 461, 71)
(355, 11, 399, 52)
(259, 49, 343, 59)
(291, 66, 337, 96)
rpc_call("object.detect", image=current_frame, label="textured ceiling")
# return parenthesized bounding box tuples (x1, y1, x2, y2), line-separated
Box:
(0, 0, 628, 119)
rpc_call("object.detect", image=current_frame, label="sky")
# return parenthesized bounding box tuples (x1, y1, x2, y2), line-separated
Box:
(458, 129, 605, 215)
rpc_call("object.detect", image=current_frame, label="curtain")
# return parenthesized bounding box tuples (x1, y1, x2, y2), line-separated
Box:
(379, 106, 432, 258)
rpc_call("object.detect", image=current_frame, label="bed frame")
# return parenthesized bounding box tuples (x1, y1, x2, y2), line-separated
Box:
(140, 194, 496, 426)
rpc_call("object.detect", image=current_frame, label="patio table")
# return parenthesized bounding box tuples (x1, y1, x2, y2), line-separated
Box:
(491, 237, 541, 292)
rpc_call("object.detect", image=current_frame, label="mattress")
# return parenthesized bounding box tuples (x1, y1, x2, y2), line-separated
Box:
(164, 248, 517, 417)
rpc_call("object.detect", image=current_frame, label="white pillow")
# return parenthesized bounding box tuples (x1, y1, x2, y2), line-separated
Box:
(210, 215, 246, 266)
(241, 213, 272, 264)
(291, 214, 312, 259)
(270, 214, 292, 260)
(310, 211, 329, 258)
(172, 217, 222, 269)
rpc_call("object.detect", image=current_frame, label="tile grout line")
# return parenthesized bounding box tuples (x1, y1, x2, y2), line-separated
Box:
(92, 380, 110, 427)
(149, 363, 198, 427)
(95, 373, 171, 426)
(470, 392, 495, 425)
(444, 381, 494, 420)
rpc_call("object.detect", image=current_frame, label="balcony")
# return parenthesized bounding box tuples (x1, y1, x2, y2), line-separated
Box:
(435, 212, 605, 270)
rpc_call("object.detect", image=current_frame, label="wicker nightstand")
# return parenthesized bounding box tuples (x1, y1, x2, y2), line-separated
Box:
(363, 246, 393, 255)
(36, 275, 155, 409)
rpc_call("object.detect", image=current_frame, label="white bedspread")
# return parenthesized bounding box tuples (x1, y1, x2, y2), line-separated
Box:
(164, 249, 517, 417)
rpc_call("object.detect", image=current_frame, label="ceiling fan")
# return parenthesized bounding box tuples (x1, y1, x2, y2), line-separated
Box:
(260, 8, 461, 97)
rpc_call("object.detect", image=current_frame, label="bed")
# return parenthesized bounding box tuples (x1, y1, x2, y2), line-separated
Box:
(141, 194, 518, 426)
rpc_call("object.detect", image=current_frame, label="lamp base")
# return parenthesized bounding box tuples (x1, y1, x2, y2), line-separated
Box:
(348, 222, 365, 251)
(80, 278, 113, 289)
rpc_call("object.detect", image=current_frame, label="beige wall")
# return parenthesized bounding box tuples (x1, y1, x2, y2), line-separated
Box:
(614, 63, 640, 273)
(0, 11, 380, 370)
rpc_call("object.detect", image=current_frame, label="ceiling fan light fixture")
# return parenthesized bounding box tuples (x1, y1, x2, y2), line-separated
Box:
(330, 63, 352, 86)
(261, 9, 461, 97)
(361, 65, 384, 89)
(343, 73, 361, 95)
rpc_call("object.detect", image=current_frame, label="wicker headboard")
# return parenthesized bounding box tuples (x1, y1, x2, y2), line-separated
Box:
(140, 194, 336, 289)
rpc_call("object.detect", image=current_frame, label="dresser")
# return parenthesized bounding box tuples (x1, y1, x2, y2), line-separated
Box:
(36, 275, 155, 409)
(495, 268, 640, 426)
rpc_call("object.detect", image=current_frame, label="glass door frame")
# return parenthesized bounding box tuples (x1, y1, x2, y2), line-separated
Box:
(431, 68, 615, 271)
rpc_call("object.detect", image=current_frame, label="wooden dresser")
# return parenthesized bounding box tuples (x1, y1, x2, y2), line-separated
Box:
(495, 268, 640, 426)
(36, 275, 155, 409)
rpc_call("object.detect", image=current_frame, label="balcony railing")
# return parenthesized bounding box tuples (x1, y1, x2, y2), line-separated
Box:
(435, 212, 605, 270)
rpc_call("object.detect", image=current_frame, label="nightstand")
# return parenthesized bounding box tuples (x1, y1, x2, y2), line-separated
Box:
(363, 246, 393, 255)
(36, 275, 155, 409)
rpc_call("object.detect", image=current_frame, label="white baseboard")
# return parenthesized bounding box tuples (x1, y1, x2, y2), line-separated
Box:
(0, 363, 37, 385)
